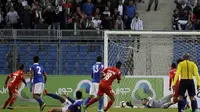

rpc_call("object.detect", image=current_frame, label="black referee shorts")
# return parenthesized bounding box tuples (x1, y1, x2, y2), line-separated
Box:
(178, 79, 196, 97)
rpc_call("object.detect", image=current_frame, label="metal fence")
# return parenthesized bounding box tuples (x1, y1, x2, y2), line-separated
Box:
(0, 29, 104, 75)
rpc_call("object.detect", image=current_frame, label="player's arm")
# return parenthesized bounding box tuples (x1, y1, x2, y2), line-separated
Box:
(193, 63, 200, 88)
(172, 64, 181, 88)
(146, 97, 153, 108)
(117, 72, 122, 84)
(29, 69, 33, 86)
(168, 72, 173, 91)
(100, 68, 108, 80)
(43, 72, 47, 84)
(4, 73, 12, 88)
(21, 74, 27, 86)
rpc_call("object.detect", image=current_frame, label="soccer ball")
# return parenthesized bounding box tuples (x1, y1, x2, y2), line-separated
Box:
(120, 101, 127, 108)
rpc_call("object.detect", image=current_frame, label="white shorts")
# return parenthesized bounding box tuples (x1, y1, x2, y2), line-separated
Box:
(33, 83, 45, 94)
(61, 99, 72, 112)
(89, 83, 99, 97)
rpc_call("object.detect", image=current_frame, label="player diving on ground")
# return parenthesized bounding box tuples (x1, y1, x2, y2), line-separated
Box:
(43, 89, 83, 112)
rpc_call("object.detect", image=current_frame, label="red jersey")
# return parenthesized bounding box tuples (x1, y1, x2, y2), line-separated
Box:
(101, 67, 121, 86)
(9, 70, 25, 88)
(169, 68, 179, 88)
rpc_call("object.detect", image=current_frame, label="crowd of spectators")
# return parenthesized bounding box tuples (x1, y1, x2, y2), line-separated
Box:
(172, 0, 200, 30)
(0, 0, 144, 31)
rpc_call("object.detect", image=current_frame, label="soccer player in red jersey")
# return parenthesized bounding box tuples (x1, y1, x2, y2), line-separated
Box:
(84, 61, 122, 112)
(3, 64, 27, 110)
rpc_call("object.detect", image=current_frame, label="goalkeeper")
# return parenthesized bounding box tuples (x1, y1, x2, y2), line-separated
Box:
(126, 94, 174, 108)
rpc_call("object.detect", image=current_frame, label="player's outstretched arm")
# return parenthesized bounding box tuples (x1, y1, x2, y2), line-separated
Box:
(22, 78, 27, 86)
(43, 72, 47, 84)
(4, 75, 11, 88)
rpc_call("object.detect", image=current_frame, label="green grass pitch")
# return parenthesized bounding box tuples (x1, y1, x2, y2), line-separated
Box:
(0, 107, 178, 112)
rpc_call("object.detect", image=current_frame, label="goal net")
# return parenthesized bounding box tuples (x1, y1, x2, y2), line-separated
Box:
(104, 31, 200, 107)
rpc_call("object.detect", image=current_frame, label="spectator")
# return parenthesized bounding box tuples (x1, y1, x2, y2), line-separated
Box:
(130, 12, 143, 31)
(21, 5, 32, 29)
(5, 0, 14, 14)
(83, 0, 94, 17)
(63, 0, 72, 15)
(95, 0, 104, 13)
(106, 1, 114, 14)
(118, 0, 124, 16)
(82, 14, 93, 29)
(125, 0, 136, 29)
(43, 5, 54, 30)
(194, 2, 200, 29)
(177, 0, 190, 30)
(31, 5, 44, 29)
(73, 14, 82, 35)
(103, 7, 111, 17)
(21, 0, 28, 7)
(101, 14, 112, 29)
(172, 9, 179, 30)
(130, 12, 143, 52)
(6, 7, 20, 28)
(52, 7, 60, 30)
(93, 8, 101, 18)
(76, 7, 84, 19)
(146, 0, 158, 11)
(56, 0, 65, 29)
(115, 15, 125, 30)
(0, 8, 4, 29)
(187, 9, 196, 30)
(91, 15, 101, 30)
(112, 8, 120, 21)
(188, 0, 197, 9)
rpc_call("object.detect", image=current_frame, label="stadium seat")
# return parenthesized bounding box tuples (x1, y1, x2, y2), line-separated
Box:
(68, 45, 78, 52)
(67, 60, 77, 66)
(78, 52, 88, 60)
(67, 52, 78, 60)
(87, 52, 98, 60)
(76, 67, 85, 75)
(79, 45, 88, 52)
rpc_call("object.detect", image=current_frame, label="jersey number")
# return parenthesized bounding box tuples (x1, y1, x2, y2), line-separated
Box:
(93, 65, 99, 73)
(11, 75, 17, 83)
(104, 72, 112, 80)
(37, 66, 42, 74)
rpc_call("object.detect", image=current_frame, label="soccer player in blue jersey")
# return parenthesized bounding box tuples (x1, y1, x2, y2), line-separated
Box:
(43, 89, 83, 112)
(29, 56, 47, 111)
(84, 56, 104, 112)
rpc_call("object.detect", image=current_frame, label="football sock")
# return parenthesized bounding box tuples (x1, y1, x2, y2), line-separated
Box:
(98, 97, 103, 110)
(3, 98, 12, 108)
(84, 97, 91, 105)
(36, 98, 44, 106)
(9, 97, 17, 106)
(104, 99, 114, 111)
(46, 93, 60, 100)
(191, 100, 197, 112)
(182, 98, 187, 110)
(87, 98, 98, 107)
(67, 97, 75, 103)
(178, 100, 183, 112)
(195, 99, 198, 109)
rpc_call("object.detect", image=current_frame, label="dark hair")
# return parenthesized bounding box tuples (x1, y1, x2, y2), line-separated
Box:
(171, 63, 176, 69)
(96, 56, 102, 62)
(116, 61, 122, 69)
(19, 64, 24, 70)
(76, 91, 82, 99)
(141, 98, 147, 101)
(177, 58, 183, 64)
(183, 53, 190, 60)
(33, 56, 39, 63)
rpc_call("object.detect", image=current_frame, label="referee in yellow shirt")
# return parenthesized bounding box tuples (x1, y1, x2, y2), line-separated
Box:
(172, 54, 200, 112)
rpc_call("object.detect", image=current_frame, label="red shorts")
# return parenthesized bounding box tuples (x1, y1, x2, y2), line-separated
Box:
(97, 83, 114, 97)
(8, 84, 18, 95)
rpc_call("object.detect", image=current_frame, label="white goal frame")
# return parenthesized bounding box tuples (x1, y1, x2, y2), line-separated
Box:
(103, 31, 200, 106)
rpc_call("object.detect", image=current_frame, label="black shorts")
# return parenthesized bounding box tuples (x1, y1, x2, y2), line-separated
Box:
(178, 79, 196, 96)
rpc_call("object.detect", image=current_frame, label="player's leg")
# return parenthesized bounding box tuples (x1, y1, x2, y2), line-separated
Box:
(44, 89, 66, 103)
(8, 91, 18, 109)
(84, 83, 96, 105)
(178, 80, 187, 112)
(3, 87, 13, 109)
(188, 80, 198, 112)
(104, 89, 115, 112)
(48, 108, 63, 112)
(33, 83, 46, 111)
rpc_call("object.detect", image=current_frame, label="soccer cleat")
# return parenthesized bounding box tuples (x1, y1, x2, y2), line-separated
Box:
(40, 103, 46, 111)
(98, 109, 104, 112)
(7, 105, 14, 110)
(2, 107, 6, 109)
(43, 89, 48, 96)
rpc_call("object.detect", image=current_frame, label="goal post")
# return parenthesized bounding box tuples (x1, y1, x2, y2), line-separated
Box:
(103, 31, 200, 107)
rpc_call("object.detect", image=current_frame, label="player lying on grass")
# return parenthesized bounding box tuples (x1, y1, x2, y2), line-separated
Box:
(84, 61, 122, 112)
(3, 64, 27, 110)
(43, 89, 83, 112)
(126, 94, 175, 108)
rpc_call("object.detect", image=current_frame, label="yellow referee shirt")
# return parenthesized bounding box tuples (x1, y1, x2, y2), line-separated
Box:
(172, 60, 200, 86)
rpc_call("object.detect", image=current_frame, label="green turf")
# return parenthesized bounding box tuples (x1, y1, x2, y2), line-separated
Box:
(0, 107, 178, 112)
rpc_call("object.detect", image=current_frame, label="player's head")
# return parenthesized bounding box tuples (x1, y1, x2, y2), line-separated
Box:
(141, 98, 148, 105)
(96, 56, 102, 62)
(19, 64, 24, 70)
(177, 58, 183, 64)
(171, 63, 176, 69)
(183, 53, 190, 60)
(33, 56, 39, 63)
(116, 61, 122, 69)
(76, 91, 82, 99)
